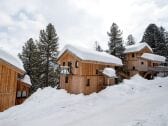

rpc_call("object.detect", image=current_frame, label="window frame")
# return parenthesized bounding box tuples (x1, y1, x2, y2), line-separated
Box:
(22, 91, 27, 98)
(63, 62, 65, 66)
(17, 91, 22, 98)
(75, 61, 79, 68)
(132, 53, 135, 58)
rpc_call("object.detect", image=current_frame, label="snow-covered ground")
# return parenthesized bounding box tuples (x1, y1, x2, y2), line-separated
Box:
(0, 75, 168, 126)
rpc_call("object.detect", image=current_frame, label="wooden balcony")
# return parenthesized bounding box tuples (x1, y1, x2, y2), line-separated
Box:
(60, 66, 71, 75)
(137, 66, 168, 72)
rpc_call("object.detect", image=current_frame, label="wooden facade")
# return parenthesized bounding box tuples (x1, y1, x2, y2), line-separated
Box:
(0, 59, 30, 112)
(58, 51, 117, 95)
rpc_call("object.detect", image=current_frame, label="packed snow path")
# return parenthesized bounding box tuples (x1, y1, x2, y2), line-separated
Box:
(0, 75, 168, 126)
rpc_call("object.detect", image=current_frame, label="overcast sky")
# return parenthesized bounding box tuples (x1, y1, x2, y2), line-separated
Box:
(0, 0, 168, 58)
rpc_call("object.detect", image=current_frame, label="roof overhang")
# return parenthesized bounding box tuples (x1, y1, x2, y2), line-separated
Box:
(57, 49, 123, 66)
(0, 59, 25, 74)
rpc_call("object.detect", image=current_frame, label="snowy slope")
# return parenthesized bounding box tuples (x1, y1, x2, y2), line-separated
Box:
(0, 75, 168, 126)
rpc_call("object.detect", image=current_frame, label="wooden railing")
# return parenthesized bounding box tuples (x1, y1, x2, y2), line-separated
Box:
(137, 66, 168, 72)
(148, 66, 168, 72)
(60, 66, 71, 75)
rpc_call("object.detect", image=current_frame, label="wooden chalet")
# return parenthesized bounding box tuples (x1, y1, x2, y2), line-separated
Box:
(0, 49, 31, 111)
(123, 42, 167, 79)
(57, 45, 123, 95)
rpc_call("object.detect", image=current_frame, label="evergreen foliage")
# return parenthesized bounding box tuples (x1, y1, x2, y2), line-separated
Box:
(38, 23, 59, 87)
(19, 23, 60, 93)
(95, 41, 103, 52)
(18, 38, 42, 93)
(126, 34, 135, 46)
(107, 23, 125, 58)
(141, 24, 167, 57)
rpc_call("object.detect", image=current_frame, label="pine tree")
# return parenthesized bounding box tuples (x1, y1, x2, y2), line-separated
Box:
(95, 41, 103, 52)
(156, 27, 168, 57)
(165, 31, 168, 61)
(18, 38, 42, 93)
(141, 24, 161, 53)
(142, 24, 168, 58)
(107, 23, 125, 58)
(38, 23, 59, 88)
(126, 34, 135, 46)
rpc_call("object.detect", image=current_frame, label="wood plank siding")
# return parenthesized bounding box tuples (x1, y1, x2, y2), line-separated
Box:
(0, 60, 30, 111)
(0, 60, 18, 111)
(58, 51, 116, 95)
(124, 47, 162, 78)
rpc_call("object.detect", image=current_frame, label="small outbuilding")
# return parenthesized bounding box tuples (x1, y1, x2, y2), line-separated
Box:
(0, 48, 31, 111)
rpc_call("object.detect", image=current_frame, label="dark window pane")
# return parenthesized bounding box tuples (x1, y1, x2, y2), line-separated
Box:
(65, 76, 68, 83)
(86, 79, 90, 86)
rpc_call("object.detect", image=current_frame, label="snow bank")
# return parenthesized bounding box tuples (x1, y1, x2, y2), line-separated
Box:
(58, 44, 123, 66)
(0, 75, 168, 126)
(0, 48, 24, 70)
(141, 53, 166, 62)
(124, 42, 153, 53)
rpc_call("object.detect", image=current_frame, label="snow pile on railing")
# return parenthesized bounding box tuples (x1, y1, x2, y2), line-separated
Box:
(102, 67, 116, 77)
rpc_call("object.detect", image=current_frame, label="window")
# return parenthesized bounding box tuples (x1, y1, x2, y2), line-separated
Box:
(65, 76, 68, 83)
(96, 69, 99, 74)
(141, 62, 144, 65)
(68, 62, 72, 73)
(153, 63, 155, 66)
(132, 53, 135, 58)
(86, 79, 90, 86)
(17, 91, 22, 98)
(133, 66, 135, 70)
(63, 62, 65, 66)
(22, 91, 27, 97)
(75, 61, 79, 68)
(68, 62, 72, 67)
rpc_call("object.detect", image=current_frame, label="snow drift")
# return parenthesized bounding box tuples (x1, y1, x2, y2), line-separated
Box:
(0, 75, 168, 126)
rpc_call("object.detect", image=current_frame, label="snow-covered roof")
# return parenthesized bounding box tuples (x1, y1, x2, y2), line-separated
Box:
(0, 48, 24, 71)
(141, 53, 166, 63)
(58, 44, 123, 66)
(124, 42, 153, 54)
(21, 75, 31, 86)
(102, 68, 116, 78)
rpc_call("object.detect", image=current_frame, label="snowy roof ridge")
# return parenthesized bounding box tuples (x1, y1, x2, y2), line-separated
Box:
(124, 42, 153, 53)
(0, 48, 24, 71)
(141, 53, 166, 63)
(58, 44, 123, 66)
